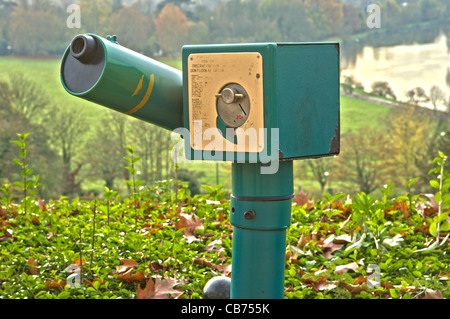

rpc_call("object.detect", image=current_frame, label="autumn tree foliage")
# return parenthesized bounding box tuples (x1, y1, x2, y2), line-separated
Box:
(9, 7, 62, 56)
(384, 106, 432, 188)
(155, 3, 188, 55)
(110, 4, 152, 53)
(304, 0, 343, 38)
(79, 0, 112, 36)
(334, 128, 389, 195)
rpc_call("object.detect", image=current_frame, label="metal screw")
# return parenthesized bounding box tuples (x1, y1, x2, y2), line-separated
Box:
(244, 209, 256, 220)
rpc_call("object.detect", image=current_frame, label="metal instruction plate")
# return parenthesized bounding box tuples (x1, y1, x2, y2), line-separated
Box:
(187, 52, 264, 153)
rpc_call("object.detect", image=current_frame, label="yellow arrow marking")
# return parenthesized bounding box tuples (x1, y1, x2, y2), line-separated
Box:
(125, 74, 154, 115)
(132, 74, 144, 97)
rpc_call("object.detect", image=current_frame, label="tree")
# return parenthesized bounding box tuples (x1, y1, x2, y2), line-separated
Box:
(0, 72, 51, 123)
(371, 81, 397, 100)
(82, 112, 128, 191)
(341, 75, 363, 94)
(155, 3, 188, 55)
(303, 157, 334, 195)
(418, 0, 444, 22)
(79, 0, 112, 35)
(210, 0, 265, 42)
(339, 3, 363, 35)
(384, 106, 432, 189)
(110, 3, 153, 53)
(186, 21, 209, 45)
(406, 87, 429, 105)
(304, 0, 343, 39)
(49, 106, 88, 196)
(0, 79, 62, 198)
(381, 0, 402, 29)
(9, 6, 63, 56)
(334, 128, 389, 195)
(128, 118, 160, 185)
(156, 0, 190, 13)
(414, 117, 449, 193)
(429, 85, 446, 110)
(258, 0, 313, 42)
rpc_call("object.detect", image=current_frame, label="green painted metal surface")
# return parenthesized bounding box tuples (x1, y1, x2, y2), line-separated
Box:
(182, 42, 340, 162)
(231, 227, 288, 299)
(276, 43, 340, 159)
(230, 161, 293, 299)
(231, 161, 293, 197)
(60, 34, 183, 131)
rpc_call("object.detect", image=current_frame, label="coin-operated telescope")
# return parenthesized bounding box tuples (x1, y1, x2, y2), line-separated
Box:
(60, 33, 340, 299)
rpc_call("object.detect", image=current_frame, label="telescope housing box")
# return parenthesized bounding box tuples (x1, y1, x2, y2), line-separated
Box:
(182, 42, 340, 163)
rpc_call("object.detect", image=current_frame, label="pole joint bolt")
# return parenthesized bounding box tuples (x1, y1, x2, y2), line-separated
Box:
(244, 209, 256, 220)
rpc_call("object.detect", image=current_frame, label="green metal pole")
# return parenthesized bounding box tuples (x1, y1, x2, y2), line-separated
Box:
(230, 161, 293, 299)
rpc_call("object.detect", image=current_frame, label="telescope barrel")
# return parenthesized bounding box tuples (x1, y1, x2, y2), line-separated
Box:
(60, 34, 183, 131)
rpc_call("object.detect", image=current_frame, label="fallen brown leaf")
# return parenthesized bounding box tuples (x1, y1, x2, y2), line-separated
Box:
(334, 234, 352, 244)
(335, 262, 359, 274)
(0, 206, 8, 218)
(193, 258, 231, 275)
(116, 259, 139, 273)
(417, 194, 439, 218)
(45, 279, 67, 289)
(194, 257, 217, 269)
(393, 201, 409, 220)
(37, 199, 47, 212)
(218, 212, 226, 223)
(421, 289, 443, 299)
(73, 257, 86, 266)
(175, 213, 204, 243)
(383, 234, 403, 247)
(149, 261, 166, 272)
(31, 217, 41, 225)
(204, 239, 224, 252)
(297, 234, 310, 248)
(28, 257, 39, 275)
(216, 264, 232, 276)
(294, 190, 316, 209)
(117, 269, 146, 283)
(320, 235, 344, 259)
(353, 275, 367, 285)
(137, 276, 183, 299)
(338, 282, 367, 294)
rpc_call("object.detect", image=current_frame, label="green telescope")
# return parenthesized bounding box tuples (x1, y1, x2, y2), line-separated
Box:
(60, 34, 183, 131)
(60, 33, 340, 299)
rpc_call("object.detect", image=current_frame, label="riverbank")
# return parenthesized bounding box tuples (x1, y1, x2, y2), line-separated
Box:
(337, 19, 449, 43)
(341, 87, 450, 123)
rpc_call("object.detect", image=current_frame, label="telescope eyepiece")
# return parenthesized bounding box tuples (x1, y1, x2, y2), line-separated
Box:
(70, 35, 98, 63)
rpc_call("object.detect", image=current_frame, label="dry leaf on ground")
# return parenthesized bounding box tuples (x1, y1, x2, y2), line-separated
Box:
(137, 276, 183, 299)
(175, 213, 204, 243)
(28, 257, 39, 275)
(335, 262, 359, 274)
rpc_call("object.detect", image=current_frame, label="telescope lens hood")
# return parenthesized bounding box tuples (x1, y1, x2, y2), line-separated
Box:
(70, 35, 98, 63)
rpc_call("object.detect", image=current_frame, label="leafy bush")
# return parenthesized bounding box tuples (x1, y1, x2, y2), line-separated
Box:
(0, 139, 448, 299)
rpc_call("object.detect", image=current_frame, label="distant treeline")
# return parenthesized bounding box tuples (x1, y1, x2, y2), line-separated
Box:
(0, 0, 449, 57)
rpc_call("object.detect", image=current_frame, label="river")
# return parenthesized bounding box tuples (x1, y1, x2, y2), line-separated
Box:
(340, 25, 450, 110)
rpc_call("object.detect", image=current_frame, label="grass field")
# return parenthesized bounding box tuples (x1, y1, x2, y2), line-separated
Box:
(0, 56, 393, 195)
